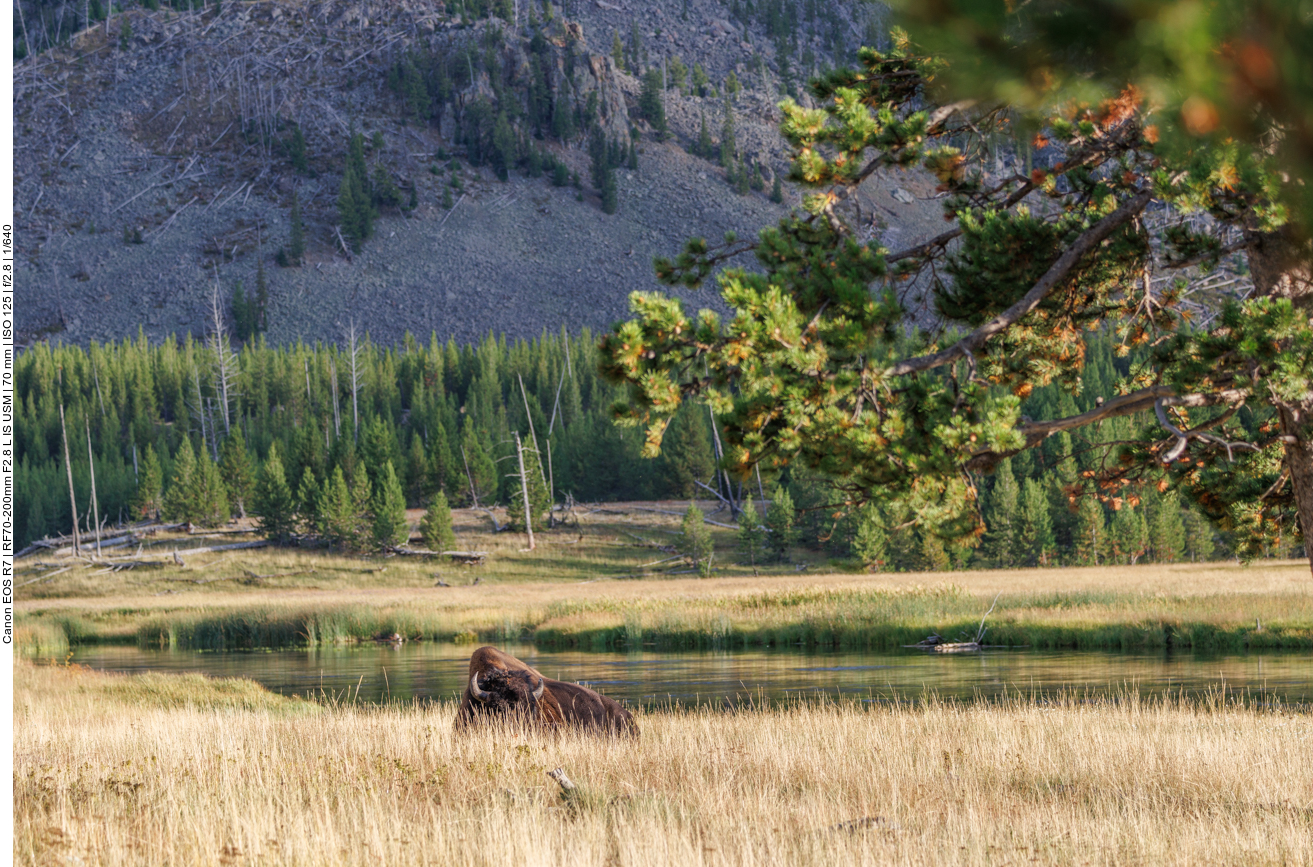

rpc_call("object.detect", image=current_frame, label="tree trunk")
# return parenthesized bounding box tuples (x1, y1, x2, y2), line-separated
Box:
(1245, 224, 1313, 573)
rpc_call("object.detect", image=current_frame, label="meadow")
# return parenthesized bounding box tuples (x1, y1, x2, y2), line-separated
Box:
(16, 504, 1313, 656)
(15, 660, 1313, 867)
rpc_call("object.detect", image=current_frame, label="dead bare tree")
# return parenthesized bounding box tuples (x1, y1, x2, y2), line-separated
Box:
(85, 419, 101, 557)
(514, 432, 535, 551)
(344, 320, 362, 440)
(208, 281, 237, 436)
(58, 387, 80, 556)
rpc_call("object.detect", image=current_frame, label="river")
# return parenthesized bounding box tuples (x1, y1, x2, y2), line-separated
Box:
(65, 643, 1312, 708)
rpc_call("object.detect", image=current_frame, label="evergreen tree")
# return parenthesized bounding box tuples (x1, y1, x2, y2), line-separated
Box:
(231, 281, 256, 343)
(337, 130, 375, 251)
(1148, 491, 1186, 563)
(680, 503, 715, 577)
(639, 69, 668, 139)
(1183, 507, 1217, 562)
(1073, 496, 1106, 566)
(287, 124, 309, 175)
(764, 484, 797, 562)
(737, 495, 766, 570)
(371, 460, 411, 549)
(458, 425, 497, 506)
(420, 490, 457, 551)
(255, 258, 269, 333)
(696, 112, 713, 159)
(552, 89, 576, 141)
(219, 425, 254, 518)
(316, 466, 356, 548)
(131, 444, 164, 520)
(719, 96, 737, 168)
(253, 442, 297, 543)
(668, 55, 688, 92)
(769, 172, 784, 203)
(851, 502, 888, 569)
(427, 422, 458, 499)
(600, 160, 619, 214)
(162, 437, 197, 522)
(611, 31, 626, 71)
(187, 445, 231, 528)
(1016, 478, 1055, 566)
(1110, 505, 1149, 565)
(507, 440, 551, 532)
(691, 63, 709, 96)
(658, 405, 716, 497)
(295, 465, 321, 531)
(980, 460, 1020, 567)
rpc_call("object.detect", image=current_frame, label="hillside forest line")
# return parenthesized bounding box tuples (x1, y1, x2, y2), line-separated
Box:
(15, 327, 1289, 568)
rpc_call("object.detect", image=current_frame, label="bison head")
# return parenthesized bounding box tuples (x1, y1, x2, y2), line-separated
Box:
(467, 667, 547, 722)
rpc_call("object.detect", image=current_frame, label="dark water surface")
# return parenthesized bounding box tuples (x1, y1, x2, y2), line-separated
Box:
(66, 643, 1313, 708)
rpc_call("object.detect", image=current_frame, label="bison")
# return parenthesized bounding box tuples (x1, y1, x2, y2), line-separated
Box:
(454, 646, 637, 736)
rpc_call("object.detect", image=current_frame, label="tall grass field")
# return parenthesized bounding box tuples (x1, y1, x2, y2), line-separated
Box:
(15, 661, 1313, 866)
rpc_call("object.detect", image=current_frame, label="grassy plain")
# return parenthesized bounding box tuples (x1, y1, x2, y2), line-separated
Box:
(15, 503, 1313, 654)
(15, 661, 1313, 867)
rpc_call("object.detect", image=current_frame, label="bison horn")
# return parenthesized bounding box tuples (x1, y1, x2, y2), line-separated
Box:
(470, 672, 491, 702)
(532, 677, 545, 701)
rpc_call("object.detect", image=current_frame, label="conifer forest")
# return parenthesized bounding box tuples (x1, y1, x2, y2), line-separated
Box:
(15, 326, 1255, 568)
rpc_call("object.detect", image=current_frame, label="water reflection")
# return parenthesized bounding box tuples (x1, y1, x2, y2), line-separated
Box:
(63, 643, 1313, 708)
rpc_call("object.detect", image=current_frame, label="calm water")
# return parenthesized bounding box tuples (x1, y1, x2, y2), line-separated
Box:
(66, 643, 1313, 707)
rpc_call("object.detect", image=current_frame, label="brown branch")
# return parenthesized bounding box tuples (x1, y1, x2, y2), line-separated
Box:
(886, 190, 1154, 379)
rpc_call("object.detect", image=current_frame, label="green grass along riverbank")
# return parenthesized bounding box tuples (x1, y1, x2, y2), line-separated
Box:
(19, 581, 1313, 657)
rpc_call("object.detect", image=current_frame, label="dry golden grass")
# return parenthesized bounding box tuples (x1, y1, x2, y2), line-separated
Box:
(16, 661, 1313, 866)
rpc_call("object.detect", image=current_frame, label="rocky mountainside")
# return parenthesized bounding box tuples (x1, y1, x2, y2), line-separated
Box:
(14, 0, 954, 348)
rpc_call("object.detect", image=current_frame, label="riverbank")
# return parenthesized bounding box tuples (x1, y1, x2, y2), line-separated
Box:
(15, 661, 1312, 867)
(16, 551, 1313, 654)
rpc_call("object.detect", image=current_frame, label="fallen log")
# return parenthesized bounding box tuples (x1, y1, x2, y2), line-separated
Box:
(392, 547, 489, 565)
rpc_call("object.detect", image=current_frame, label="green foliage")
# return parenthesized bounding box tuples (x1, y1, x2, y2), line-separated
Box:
(286, 125, 309, 175)
(230, 281, 258, 344)
(131, 444, 164, 520)
(719, 97, 736, 168)
(851, 503, 888, 569)
(371, 461, 411, 549)
(337, 130, 375, 251)
(764, 484, 797, 562)
(219, 425, 254, 518)
(696, 112, 713, 160)
(253, 442, 297, 543)
(611, 31, 626, 72)
(668, 56, 688, 92)
(769, 172, 784, 203)
(639, 69, 668, 140)
(420, 491, 457, 552)
(691, 63, 710, 97)
(680, 503, 714, 577)
(507, 439, 551, 533)
(1016, 478, 1055, 567)
(737, 496, 766, 569)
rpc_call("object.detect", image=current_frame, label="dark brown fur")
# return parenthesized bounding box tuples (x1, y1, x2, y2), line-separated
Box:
(454, 646, 638, 736)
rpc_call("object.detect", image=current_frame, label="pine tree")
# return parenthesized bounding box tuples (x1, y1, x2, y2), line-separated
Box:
(611, 31, 626, 72)
(552, 90, 576, 141)
(737, 495, 766, 570)
(696, 112, 713, 160)
(600, 160, 619, 214)
(420, 490, 457, 551)
(189, 446, 231, 528)
(764, 484, 797, 562)
(459, 425, 497, 506)
(719, 96, 736, 168)
(253, 442, 297, 543)
(680, 503, 714, 577)
(1183, 507, 1216, 562)
(287, 124, 309, 175)
(371, 460, 411, 549)
(658, 406, 715, 497)
(1148, 491, 1186, 563)
(219, 425, 254, 518)
(316, 466, 355, 547)
(981, 459, 1020, 567)
(769, 172, 784, 203)
(851, 502, 887, 569)
(639, 68, 668, 139)
(507, 440, 551, 532)
(1110, 505, 1149, 565)
(1073, 496, 1106, 566)
(1015, 478, 1055, 566)
(131, 443, 164, 520)
(162, 437, 197, 522)
(337, 129, 375, 251)
(295, 465, 320, 531)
